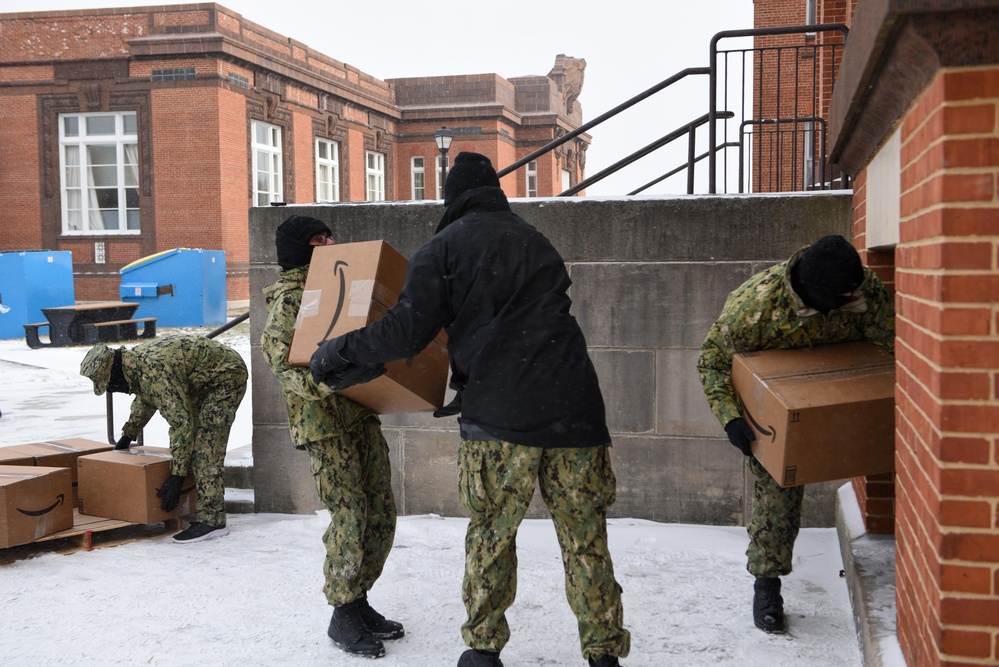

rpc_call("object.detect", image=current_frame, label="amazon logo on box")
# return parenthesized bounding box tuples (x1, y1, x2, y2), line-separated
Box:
(0, 465, 74, 548)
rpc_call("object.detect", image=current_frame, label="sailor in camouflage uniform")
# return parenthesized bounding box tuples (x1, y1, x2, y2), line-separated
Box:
(80, 334, 247, 543)
(260, 215, 400, 660)
(697, 234, 895, 634)
(311, 154, 630, 667)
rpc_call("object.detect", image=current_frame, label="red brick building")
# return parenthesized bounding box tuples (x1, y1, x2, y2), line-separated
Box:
(0, 4, 590, 302)
(758, 1, 999, 665)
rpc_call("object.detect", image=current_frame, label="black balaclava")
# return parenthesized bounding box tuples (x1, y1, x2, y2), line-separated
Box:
(275, 215, 332, 270)
(443, 152, 501, 206)
(107, 348, 131, 394)
(791, 234, 865, 314)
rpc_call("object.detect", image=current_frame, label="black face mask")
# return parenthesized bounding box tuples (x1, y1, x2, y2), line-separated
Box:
(107, 349, 131, 394)
(792, 264, 857, 315)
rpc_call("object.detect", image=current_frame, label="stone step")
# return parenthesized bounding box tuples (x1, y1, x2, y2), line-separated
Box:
(224, 444, 253, 514)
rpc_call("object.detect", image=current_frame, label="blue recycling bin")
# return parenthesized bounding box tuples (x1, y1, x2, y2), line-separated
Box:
(0, 250, 75, 339)
(119, 249, 226, 327)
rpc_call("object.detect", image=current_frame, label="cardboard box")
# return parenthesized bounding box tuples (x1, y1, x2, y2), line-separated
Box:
(4, 438, 114, 506)
(732, 341, 896, 487)
(0, 465, 74, 548)
(287, 240, 449, 414)
(77, 447, 197, 524)
(0, 447, 33, 466)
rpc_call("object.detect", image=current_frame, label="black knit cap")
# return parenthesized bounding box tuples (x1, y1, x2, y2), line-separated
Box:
(275, 215, 332, 270)
(796, 234, 865, 294)
(444, 152, 501, 205)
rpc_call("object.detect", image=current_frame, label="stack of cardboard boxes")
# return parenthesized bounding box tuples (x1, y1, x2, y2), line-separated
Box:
(0, 438, 196, 549)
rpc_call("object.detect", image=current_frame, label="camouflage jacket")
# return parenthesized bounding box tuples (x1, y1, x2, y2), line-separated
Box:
(120, 335, 247, 475)
(697, 248, 896, 427)
(260, 266, 374, 447)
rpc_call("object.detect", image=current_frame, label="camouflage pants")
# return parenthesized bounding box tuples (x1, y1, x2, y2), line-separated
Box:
(189, 364, 247, 526)
(458, 439, 630, 661)
(304, 418, 397, 608)
(746, 456, 804, 578)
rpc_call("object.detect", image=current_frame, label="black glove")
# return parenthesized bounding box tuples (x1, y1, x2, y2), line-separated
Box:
(725, 417, 756, 456)
(157, 474, 186, 512)
(114, 435, 133, 450)
(311, 336, 387, 390)
(433, 392, 462, 418)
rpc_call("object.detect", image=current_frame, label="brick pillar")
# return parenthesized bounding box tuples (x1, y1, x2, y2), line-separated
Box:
(893, 67, 999, 667)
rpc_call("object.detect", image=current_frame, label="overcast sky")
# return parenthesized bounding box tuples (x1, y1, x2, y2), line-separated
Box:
(2, 0, 755, 195)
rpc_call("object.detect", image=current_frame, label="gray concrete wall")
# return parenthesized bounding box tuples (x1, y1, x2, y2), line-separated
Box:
(249, 192, 854, 527)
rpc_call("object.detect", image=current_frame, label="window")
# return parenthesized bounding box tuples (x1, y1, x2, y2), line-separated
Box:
(59, 111, 139, 234)
(526, 161, 538, 197)
(561, 169, 572, 193)
(435, 154, 450, 200)
(411, 156, 425, 200)
(252, 121, 283, 206)
(366, 151, 385, 201)
(316, 139, 340, 203)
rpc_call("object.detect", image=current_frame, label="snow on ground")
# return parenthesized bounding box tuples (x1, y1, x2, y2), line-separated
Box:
(0, 328, 868, 666)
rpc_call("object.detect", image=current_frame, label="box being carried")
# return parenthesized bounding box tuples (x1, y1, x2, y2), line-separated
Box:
(77, 447, 197, 524)
(287, 240, 449, 414)
(732, 341, 896, 488)
(0, 465, 74, 548)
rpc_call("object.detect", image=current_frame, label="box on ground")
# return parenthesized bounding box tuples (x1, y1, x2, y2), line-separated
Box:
(287, 240, 449, 414)
(77, 446, 197, 524)
(2, 438, 114, 506)
(732, 341, 896, 488)
(0, 465, 74, 548)
(0, 447, 33, 466)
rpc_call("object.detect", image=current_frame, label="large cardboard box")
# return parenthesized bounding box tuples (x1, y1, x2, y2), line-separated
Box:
(77, 447, 197, 524)
(0, 447, 33, 466)
(287, 240, 449, 414)
(0, 465, 74, 548)
(4, 438, 114, 506)
(732, 341, 896, 487)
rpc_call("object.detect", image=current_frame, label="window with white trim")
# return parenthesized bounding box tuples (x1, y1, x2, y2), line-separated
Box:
(59, 111, 139, 234)
(316, 139, 340, 203)
(411, 156, 425, 200)
(526, 161, 538, 197)
(366, 151, 385, 201)
(561, 169, 572, 193)
(435, 154, 450, 200)
(252, 121, 283, 206)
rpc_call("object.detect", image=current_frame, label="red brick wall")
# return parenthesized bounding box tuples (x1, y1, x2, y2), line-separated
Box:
(0, 95, 43, 251)
(893, 66, 999, 667)
(218, 88, 250, 301)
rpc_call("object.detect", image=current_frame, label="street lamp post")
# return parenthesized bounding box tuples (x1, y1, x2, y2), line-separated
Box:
(433, 126, 454, 199)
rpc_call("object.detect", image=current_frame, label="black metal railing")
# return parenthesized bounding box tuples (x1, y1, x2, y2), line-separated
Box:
(497, 24, 848, 196)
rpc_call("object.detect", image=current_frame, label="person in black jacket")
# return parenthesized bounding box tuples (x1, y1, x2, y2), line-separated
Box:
(311, 152, 630, 667)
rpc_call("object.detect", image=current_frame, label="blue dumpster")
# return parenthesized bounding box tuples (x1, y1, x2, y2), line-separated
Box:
(119, 248, 226, 327)
(0, 250, 75, 339)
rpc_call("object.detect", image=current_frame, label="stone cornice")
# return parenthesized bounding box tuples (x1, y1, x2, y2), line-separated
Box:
(829, 0, 999, 174)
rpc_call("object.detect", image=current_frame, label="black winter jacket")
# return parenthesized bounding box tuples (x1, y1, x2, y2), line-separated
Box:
(342, 186, 610, 448)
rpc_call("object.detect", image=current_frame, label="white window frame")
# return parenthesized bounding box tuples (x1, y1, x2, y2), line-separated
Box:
(252, 120, 283, 206)
(366, 151, 385, 201)
(435, 154, 450, 200)
(315, 138, 340, 203)
(411, 156, 426, 200)
(561, 169, 572, 193)
(526, 160, 538, 197)
(59, 111, 140, 235)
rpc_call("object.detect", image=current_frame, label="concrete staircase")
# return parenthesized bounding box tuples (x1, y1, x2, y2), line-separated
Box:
(223, 444, 254, 513)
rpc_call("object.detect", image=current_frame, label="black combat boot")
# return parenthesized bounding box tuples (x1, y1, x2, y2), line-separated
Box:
(589, 655, 622, 666)
(356, 593, 405, 640)
(328, 598, 386, 658)
(753, 576, 787, 634)
(457, 648, 503, 666)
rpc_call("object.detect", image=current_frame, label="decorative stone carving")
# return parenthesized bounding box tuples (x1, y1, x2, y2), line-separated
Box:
(547, 54, 586, 115)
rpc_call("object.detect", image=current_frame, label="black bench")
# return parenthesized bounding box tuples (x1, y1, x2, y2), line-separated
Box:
(81, 318, 157, 345)
(23, 322, 51, 349)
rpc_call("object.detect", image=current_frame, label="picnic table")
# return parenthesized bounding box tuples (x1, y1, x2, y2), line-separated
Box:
(24, 301, 156, 348)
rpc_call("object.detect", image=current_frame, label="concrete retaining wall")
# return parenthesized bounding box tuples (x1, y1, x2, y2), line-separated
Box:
(248, 192, 854, 527)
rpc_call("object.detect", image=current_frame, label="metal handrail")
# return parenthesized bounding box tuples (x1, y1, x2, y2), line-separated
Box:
(497, 67, 710, 187)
